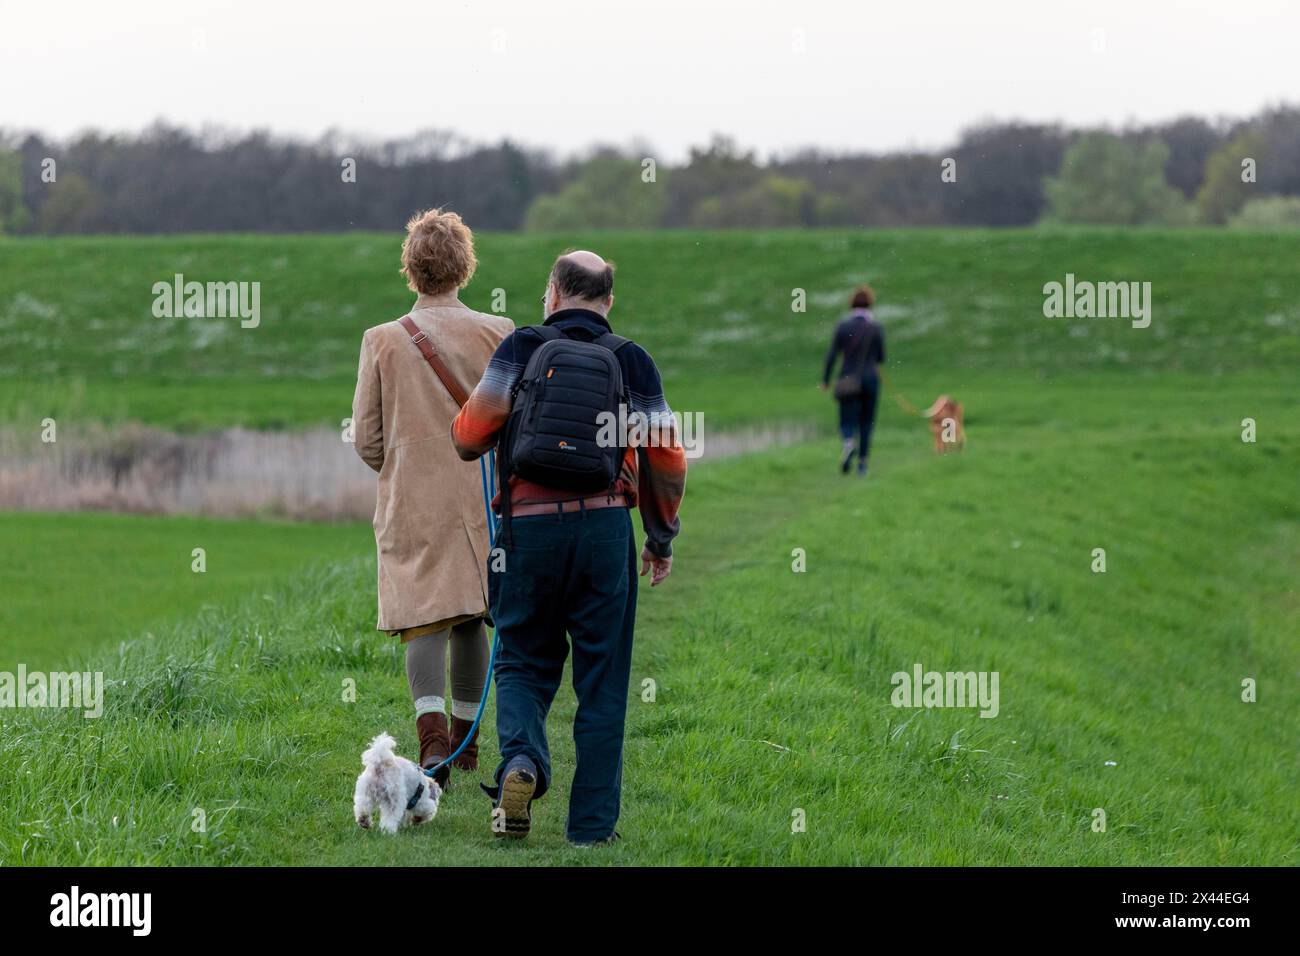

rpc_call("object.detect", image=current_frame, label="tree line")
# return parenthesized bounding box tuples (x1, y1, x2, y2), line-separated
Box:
(2, 104, 1298, 235)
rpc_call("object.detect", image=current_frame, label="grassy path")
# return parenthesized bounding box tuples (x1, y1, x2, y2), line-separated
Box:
(2, 373, 1296, 865)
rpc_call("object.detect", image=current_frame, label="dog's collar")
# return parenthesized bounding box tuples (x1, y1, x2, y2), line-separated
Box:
(406, 780, 426, 811)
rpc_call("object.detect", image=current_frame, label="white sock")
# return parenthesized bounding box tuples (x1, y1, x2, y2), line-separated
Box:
(414, 695, 445, 717)
(451, 698, 479, 721)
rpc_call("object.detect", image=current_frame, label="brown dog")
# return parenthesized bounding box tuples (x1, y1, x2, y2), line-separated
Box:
(924, 395, 965, 453)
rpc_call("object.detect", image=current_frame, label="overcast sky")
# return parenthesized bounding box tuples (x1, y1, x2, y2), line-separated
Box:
(4, 0, 1297, 160)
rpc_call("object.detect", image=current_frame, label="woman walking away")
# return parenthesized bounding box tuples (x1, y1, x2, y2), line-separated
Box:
(821, 285, 886, 476)
(351, 209, 514, 789)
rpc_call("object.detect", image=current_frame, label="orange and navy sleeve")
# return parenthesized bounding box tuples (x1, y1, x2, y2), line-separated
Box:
(628, 346, 686, 558)
(452, 333, 523, 460)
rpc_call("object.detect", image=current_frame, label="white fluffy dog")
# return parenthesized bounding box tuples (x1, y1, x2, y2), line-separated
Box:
(353, 732, 441, 834)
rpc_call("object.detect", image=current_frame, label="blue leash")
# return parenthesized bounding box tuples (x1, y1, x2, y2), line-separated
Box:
(423, 449, 499, 780)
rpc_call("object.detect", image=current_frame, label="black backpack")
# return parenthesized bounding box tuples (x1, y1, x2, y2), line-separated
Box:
(498, 325, 632, 540)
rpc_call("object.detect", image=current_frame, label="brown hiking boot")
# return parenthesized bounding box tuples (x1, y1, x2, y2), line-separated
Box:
(450, 716, 479, 772)
(416, 712, 451, 789)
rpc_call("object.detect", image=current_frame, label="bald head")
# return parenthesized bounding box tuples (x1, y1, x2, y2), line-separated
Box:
(546, 249, 615, 317)
(561, 250, 608, 273)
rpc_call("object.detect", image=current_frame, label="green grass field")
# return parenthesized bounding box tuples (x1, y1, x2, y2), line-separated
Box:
(2, 384, 1296, 864)
(1, 229, 1297, 430)
(0, 513, 368, 668)
(0, 229, 1297, 865)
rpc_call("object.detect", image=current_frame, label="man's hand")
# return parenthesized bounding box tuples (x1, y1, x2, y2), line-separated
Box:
(640, 546, 672, 587)
(818, 382, 828, 391)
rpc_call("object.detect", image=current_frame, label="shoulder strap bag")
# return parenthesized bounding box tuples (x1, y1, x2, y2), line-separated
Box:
(398, 315, 468, 407)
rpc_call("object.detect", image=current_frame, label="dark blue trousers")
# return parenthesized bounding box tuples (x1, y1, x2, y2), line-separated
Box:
(488, 506, 638, 842)
(838, 373, 880, 462)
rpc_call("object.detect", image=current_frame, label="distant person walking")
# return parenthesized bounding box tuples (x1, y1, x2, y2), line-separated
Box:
(821, 285, 886, 476)
(452, 250, 686, 847)
(351, 209, 514, 789)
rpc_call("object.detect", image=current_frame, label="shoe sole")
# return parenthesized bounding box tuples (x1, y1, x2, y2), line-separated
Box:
(495, 768, 536, 839)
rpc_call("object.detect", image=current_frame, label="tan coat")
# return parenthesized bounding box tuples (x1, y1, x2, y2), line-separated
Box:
(351, 291, 514, 632)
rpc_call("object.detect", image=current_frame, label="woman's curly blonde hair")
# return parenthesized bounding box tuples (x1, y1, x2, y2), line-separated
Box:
(400, 208, 477, 295)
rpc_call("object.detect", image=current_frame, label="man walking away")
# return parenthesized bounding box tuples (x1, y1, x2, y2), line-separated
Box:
(452, 250, 686, 847)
